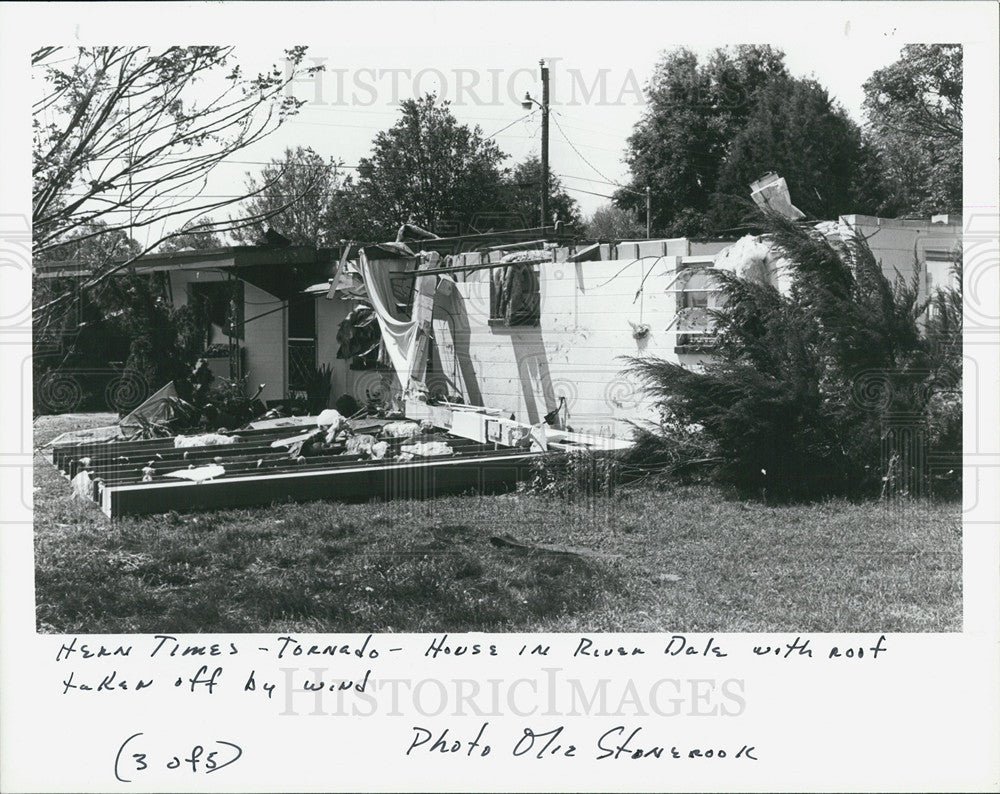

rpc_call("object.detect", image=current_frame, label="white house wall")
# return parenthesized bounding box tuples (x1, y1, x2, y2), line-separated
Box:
(430, 254, 698, 438)
(243, 281, 286, 403)
(315, 295, 363, 406)
(167, 270, 287, 404)
(839, 215, 962, 301)
(422, 218, 959, 438)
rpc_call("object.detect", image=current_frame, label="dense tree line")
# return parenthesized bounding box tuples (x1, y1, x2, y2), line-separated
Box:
(614, 44, 960, 236)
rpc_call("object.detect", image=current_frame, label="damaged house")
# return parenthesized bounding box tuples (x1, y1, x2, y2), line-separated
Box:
(41, 202, 961, 516)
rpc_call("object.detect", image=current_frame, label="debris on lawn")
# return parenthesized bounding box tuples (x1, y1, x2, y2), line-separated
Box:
(165, 464, 226, 483)
(399, 441, 453, 457)
(47, 403, 633, 518)
(174, 432, 236, 448)
(488, 533, 620, 561)
(381, 420, 424, 439)
(70, 470, 93, 500)
(42, 425, 123, 448)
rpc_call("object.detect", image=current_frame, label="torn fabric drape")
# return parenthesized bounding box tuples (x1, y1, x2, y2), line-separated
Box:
(358, 249, 419, 387)
(358, 249, 441, 390)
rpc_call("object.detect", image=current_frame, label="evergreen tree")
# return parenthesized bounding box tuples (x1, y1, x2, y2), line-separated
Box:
(626, 213, 961, 500)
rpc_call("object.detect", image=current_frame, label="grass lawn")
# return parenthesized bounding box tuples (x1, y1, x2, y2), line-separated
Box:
(34, 413, 962, 634)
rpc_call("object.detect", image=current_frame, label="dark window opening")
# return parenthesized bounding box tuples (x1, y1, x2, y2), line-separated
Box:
(287, 298, 317, 393)
(188, 280, 244, 342)
(288, 296, 316, 339)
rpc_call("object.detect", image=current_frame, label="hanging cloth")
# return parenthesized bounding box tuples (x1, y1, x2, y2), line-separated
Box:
(358, 249, 419, 387)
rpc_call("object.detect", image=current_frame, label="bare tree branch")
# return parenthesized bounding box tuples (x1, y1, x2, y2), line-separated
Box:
(32, 45, 321, 259)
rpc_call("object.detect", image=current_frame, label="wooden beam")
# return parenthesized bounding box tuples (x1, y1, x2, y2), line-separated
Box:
(100, 450, 539, 517)
(388, 257, 551, 280)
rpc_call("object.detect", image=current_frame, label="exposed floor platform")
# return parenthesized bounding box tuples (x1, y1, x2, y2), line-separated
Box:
(48, 408, 632, 518)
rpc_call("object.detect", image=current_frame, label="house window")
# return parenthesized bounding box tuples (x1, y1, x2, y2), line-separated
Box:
(188, 280, 244, 343)
(924, 250, 958, 322)
(287, 298, 317, 393)
(489, 262, 541, 327)
(675, 265, 719, 352)
(682, 288, 710, 309)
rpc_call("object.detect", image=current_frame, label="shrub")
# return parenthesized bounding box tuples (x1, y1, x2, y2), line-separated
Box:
(626, 212, 961, 501)
(520, 449, 619, 501)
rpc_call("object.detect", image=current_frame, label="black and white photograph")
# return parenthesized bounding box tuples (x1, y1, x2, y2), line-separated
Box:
(2, 2, 998, 792)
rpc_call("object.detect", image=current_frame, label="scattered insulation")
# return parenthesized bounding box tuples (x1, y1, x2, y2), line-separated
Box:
(381, 421, 423, 439)
(400, 441, 453, 457)
(174, 433, 235, 448)
(165, 464, 226, 483)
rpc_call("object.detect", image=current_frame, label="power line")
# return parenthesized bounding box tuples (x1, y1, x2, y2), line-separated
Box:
(558, 173, 624, 188)
(552, 112, 647, 199)
(543, 111, 630, 140)
(562, 185, 616, 200)
(485, 109, 538, 139)
(551, 111, 630, 191)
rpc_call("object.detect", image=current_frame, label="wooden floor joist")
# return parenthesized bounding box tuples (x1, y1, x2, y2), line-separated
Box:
(99, 448, 538, 518)
(49, 409, 633, 518)
(50, 423, 552, 518)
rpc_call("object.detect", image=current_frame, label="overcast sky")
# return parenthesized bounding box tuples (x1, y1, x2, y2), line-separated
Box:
(244, 36, 909, 213)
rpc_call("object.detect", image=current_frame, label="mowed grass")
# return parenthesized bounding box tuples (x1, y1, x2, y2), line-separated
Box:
(34, 414, 962, 634)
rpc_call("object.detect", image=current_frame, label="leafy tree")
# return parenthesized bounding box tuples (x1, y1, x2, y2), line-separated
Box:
(344, 95, 508, 239)
(618, 46, 788, 236)
(585, 204, 645, 239)
(619, 46, 890, 235)
(500, 155, 582, 229)
(33, 223, 143, 364)
(157, 217, 225, 252)
(33, 46, 321, 324)
(230, 146, 349, 246)
(626, 212, 961, 500)
(712, 77, 884, 229)
(98, 274, 207, 394)
(863, 44, 962, 216)
(33, 224, 205, 409)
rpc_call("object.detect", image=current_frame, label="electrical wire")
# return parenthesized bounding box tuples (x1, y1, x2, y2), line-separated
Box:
(551, 112, 630, 190)
(551, 111, 648, 198)
(485, 109, 538, 139)
(562, 185, 617, 200)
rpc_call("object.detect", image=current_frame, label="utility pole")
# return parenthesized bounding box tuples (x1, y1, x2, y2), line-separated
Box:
(540, 59, 549, 229)
(522, 60, 550, 229)
(645, 186, 651, 239)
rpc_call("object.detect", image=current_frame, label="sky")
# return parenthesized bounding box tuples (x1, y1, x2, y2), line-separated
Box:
(15, 1, 993, 248)
(221, 29, 911, 225)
